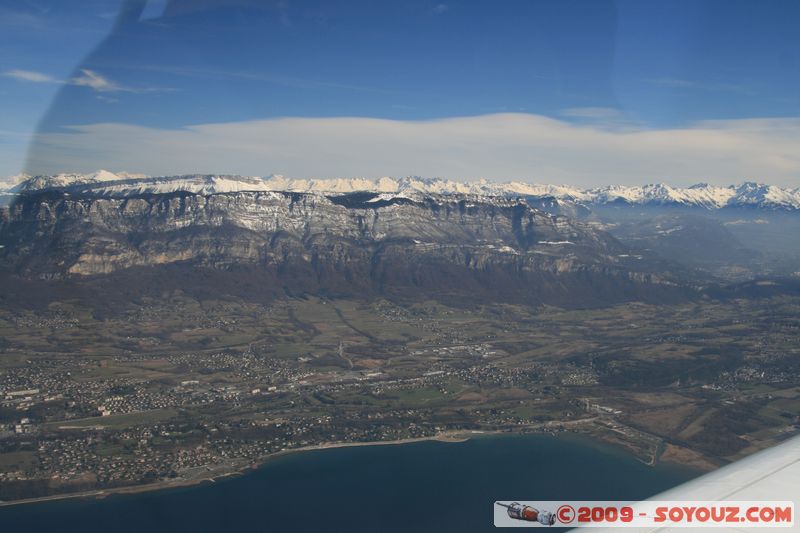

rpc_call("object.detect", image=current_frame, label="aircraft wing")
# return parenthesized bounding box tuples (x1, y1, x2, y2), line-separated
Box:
(571, 434, 800, 532)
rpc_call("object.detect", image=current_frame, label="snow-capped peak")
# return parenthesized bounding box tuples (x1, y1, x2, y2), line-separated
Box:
(11, 169, 143, 193)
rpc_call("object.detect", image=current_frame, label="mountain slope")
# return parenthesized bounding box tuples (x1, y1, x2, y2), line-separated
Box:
(0, 188, 688, 306)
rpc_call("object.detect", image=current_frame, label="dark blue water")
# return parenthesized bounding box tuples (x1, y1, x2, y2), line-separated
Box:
(0, 433, 698, 532)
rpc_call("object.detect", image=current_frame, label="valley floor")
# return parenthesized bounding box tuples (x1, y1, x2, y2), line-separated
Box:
(1, 293, 798, 502)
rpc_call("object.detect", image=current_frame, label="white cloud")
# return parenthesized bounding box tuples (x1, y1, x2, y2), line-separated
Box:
(3, 69, 58, 83)
(23, 113, 800, 187)
(69, 69, 122, 92)
(4, 68, 169, 93)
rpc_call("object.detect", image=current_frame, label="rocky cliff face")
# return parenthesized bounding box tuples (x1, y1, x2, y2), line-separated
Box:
(0, 190, 686, 305)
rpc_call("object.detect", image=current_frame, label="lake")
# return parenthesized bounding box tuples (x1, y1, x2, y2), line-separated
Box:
(0, 433, 699, 532)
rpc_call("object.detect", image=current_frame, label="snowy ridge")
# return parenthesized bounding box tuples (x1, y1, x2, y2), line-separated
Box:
(3, 171, 800, 210)
(9, 170, 147, 193)
(0, 173, 30, 190)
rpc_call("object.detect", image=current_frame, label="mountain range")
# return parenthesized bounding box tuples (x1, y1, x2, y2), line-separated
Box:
(2, 171, 798, 306)
(2, 171, 800, 211)
(0, 170, 698, 307)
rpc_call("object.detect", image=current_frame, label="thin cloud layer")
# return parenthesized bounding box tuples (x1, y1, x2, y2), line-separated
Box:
(24, 113, 800, 187)
(3, 68, 169, 93)
(4, 69, 58, 83)
(69, 69, 124, 92)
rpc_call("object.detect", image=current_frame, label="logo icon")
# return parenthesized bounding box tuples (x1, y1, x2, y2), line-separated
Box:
(496, 502, 556, 526)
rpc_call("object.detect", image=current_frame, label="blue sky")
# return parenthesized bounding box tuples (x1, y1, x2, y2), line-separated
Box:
(1, 0, 799, 185)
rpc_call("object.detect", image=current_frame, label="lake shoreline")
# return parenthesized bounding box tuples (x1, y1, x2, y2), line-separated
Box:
(0, 430, 477, 508)
(0, 427, 702, 509)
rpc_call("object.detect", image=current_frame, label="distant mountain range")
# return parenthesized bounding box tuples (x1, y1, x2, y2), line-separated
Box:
(0, 177, 694, 307)
(2, 171, 800, 211)
(3, 170, 799, 305)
